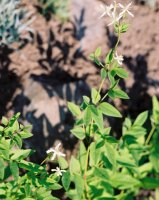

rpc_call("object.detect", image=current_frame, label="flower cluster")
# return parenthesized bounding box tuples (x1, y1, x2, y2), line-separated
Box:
(47, 143, 66, 176)
(99, 1, 134, 26)
(99, 1, 134, 66)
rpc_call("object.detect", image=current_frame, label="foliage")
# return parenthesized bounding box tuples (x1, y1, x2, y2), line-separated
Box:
(62, 2, 159, 199)
(0, 0, 32, 45)
(37, 0, 69, 21)
(0, 113, 61, 199)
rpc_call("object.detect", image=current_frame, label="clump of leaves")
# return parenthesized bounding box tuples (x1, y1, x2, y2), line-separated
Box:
(0, 113, 61, 199)
(37, 0, 69, 21)
(0, 0, 33, 45)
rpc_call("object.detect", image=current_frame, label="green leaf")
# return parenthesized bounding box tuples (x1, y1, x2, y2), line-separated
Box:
(150, 152, 159, 173)
(0, 158, 5, 180)
(11, 149, 32, 161)
(110, 173, 140, 189)
(91, 88, 101, 105)
(95, 47, 101, 57)
(10, 161, 19, 181)
(62, 171, 71, 191)
(58, 157, 68, 169)
(68, 102, 81, 117)
(141, 177, 159, 189)
(79, 141, 87, 172)
(1, 117, 8, 126)
(120, 23, 129, 33)
(14, 134, 22, 148)
(108, 72, 116, 87)
(8, 113, 20, 127)
(133, 111, 148, 126)
(83, 107, 91, 126)
(116, 154, 137, 169)
(89, 53, 94, 61)
(89, 142, 101, 166)
(152, 96, 159, 123)
(71, 127, 85, 140)
(127, 126, 147, 137)
(99, 102, 122, 118)
(115, 68, 128, 79)
(105, 143, 116, 168)
(74, 174, 84, 198)
(0, 138, 10, 159)
(93, 167, 109, 180)
(101, 68, 107, 80)
(0, 126, 4, 132)
(83, 96, 90, 104)
(70, 156, 80, 175)
(91, 109, 103, 131)
(19, 130, 33, 139)
(105, 49, 114, 64)
(25, 183, 31, 196)
(109, 89, 129, 99)
(19, 160, 45, 173)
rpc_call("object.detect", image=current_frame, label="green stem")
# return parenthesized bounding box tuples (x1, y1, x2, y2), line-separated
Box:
(98, 79, 105, 96)
(100, 24, 121, 103)
(145, 125, 156, 145)
(40, 157, 48, 165)
(101, 92, 108, 102)
(95, 79, 105, 102)
(114, 22, 121, 52)
(83, 146, 91, 200)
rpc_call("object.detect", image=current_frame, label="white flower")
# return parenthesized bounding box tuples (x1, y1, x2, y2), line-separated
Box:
(46, 143, 66, 161)
(119, 2, 134, 18)
(51, 167, 66, 176)
(99, 1, 122, 26)
(99, 3, 114, 19)
(107, 10, 122, 26)
(114, 52, 124, 65)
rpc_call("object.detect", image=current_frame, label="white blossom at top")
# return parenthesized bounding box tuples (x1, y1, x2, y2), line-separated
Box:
(51, 167, 66, 176)
(99, 3, 114, 18)
(46, 143, 66, 161)
(114, 52, 124, 65)
(99, 1, 122, 26)
(119, 2, 134, 18)
(107, 10, 122, 26)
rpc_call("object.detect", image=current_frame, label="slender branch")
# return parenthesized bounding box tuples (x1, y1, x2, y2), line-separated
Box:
(101, 92, 108, 102)
(145, 125, 156, 145)
(40, 157, 48, 165)
(83, 146, 91, 200)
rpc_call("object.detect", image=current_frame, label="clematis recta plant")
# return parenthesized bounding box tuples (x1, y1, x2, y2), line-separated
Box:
(1, 2, 159, 200)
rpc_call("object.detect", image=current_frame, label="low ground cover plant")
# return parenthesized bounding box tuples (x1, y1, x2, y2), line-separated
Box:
(0, 0, 32, 45)
(1, 1, 159, 200)
(37, 0, 69, 21)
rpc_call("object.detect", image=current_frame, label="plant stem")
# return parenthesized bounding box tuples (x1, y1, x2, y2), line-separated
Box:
(145, 125, 156, 145)
(114, 22, 121, 52)
(83, 146, 91, 200)
(98, 79, 105, 96)
(101, 92, 108, 102)
(40, 157, 48, 165)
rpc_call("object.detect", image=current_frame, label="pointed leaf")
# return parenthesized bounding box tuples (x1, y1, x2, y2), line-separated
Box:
(99, 102, 122, 118)
(71, 127, 85, 140)
(68, 102, 81, 117)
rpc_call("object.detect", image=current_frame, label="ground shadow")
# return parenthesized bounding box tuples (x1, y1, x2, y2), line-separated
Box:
(0, 45, 21, 116)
